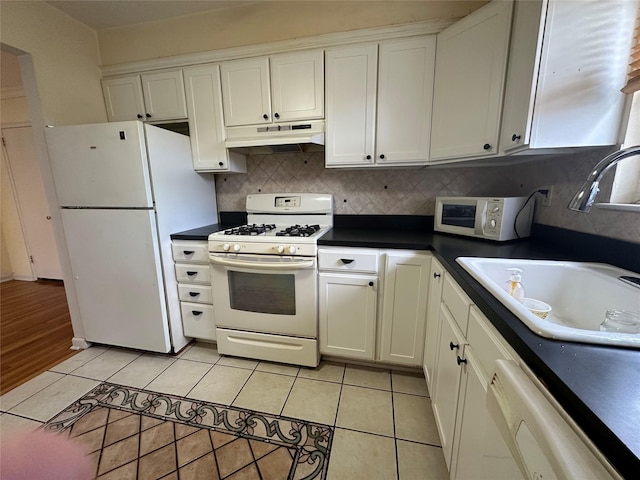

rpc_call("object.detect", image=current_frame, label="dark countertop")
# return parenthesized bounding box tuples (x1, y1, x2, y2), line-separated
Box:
(172, 217, 640, 476)
(319, 226, 640, 478)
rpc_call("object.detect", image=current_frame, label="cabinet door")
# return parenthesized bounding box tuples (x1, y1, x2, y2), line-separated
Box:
(270, 50, 324, 122)
(379, 253, 430, 366)
(452, 353, 523, 480)
(430, 0, 513, 161)
(141, 70, 187, 121)
(184, 64, 246, 173)
(432, 304, 467, 470)
(325, 44, 378, 166)
(220, 57, 272, 126)
(424, 258, 444, 391)
(102, 75, 146, 122)
(319, 272, 377, 360)
(376, 37, 436, 165)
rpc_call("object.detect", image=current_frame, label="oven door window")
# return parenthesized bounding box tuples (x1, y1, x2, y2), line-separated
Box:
(228, 271, 296, 315)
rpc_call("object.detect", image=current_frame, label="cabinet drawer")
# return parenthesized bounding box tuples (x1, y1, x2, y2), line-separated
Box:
(181, 302, 215, 340)
(172, 241, 209, 263)
(442, 274, 472, 334)
(318, 248, 379, 273)
(175, 264, 211, 284)
(178, 284, 213, 304)
(467, 306, 512, 384)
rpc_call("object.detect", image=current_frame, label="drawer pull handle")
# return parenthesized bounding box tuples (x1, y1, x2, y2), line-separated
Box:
(186, 271, 198, 276)
(433, 272, 441, 279)
(457, 356, 467, 366)
(192, 310, 203, 316)
(449, 341, 459, 351)
(183, 250, 194, 255)
(340, 259, 355, 264)
(189, 292, 200, 297)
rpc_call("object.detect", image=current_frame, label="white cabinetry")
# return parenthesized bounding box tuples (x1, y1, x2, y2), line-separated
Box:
(172, 240, 216, 341)
(220, 50, 324, 127)
(325, 37, 436, 167)
(499, 0, 636, 153)
(426, 267, 521, 479)
(429, 0, 513, 162)
(183, 65, 247, 173)
(379, 252, 430, 366)
(423, 257, 444, 391)
(102, 70, 187, 122)
(318, 248, 379, 360)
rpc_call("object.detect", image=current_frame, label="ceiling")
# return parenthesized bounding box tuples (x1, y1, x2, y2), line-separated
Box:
(45, 0, 256, 30)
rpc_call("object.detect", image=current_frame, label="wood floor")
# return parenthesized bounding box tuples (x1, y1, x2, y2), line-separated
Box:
(1, 279, 77, 395)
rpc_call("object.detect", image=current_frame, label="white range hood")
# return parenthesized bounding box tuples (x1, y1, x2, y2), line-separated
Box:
(225, 120, 325, 154)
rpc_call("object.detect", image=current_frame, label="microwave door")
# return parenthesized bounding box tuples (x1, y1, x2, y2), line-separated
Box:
(475, 200, 488, 237)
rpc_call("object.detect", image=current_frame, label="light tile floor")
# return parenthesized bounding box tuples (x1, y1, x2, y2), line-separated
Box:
(0, 342, 449, 479)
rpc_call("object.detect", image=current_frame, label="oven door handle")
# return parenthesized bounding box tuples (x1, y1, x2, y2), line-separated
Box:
(209, 255, 314, 270)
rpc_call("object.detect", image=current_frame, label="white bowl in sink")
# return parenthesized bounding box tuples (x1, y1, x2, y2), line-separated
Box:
(456, 257, 640, 348)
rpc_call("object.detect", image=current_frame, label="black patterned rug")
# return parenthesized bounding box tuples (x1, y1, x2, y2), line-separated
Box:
(42, 382, 333, 479)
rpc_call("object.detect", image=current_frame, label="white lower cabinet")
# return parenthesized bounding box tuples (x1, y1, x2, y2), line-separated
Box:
(423, 257, 444, 391)
(427, 267, 522, 479)
(172, 240, 216, 341)
(318, 247, 431, 366)
(379, 252, 430, 366)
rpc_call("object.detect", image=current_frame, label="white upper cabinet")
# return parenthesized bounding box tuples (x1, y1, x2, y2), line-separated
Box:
(500, 0, 637, 153)
(326, 37, 436, 167)
(183, 64, 247, 173)
(430, 0, 513, 162)
(102, 70, 187, 122)
(220, 50, 324, 127)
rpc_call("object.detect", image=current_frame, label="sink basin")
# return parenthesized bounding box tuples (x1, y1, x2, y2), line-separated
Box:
(456, 257, 640, 348)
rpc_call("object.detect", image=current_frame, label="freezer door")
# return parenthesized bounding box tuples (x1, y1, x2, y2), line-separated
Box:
(45, 122, 154, 208)
(61, 208, 171, 352)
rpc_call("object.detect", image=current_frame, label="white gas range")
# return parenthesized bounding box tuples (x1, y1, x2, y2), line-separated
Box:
(208, 193, 333, 367)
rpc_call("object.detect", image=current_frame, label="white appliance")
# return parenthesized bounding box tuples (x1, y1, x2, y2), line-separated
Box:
(208, 193, 333, 367)
(45, 121, 217, 353)
(487, 360, 621, 480)
(434, 196, 534, 241)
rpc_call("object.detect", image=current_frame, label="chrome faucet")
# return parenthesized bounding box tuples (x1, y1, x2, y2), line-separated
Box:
(568, 145, 640, 212)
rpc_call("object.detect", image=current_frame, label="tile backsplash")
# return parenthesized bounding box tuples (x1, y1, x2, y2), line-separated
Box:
(214, 147, 640, 244)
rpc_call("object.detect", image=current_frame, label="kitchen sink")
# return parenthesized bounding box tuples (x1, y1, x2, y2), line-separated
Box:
(456, 257, 640, 348)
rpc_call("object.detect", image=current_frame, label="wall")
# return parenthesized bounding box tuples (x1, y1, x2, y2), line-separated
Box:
(98, 1, 488, 66)
(214, 148, 640, 244)
(0, 1, 106, 125)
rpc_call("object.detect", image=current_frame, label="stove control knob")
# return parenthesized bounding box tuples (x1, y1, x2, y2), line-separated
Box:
(222, 243, 230, 252)
(233, 244, 241, 252)
(277, 245, 285, 254)
(288, 246, 297, 254)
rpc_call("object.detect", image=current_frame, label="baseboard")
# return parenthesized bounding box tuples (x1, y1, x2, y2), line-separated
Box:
(0, 275, 14, 282)
(12, 274, 37, 281)
(71, 337, 92, 350)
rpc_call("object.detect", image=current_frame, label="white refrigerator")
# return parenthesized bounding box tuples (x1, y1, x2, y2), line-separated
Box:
(45, 121, 217, 353)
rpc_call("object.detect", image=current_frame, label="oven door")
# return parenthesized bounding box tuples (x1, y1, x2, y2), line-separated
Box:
(209, 253, 317, 338)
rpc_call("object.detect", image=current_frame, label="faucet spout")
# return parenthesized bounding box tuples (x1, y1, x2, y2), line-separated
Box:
(568, 145, 640, 212)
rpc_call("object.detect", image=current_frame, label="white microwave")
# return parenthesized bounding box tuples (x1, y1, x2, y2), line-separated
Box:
(434, 196, 534, 241)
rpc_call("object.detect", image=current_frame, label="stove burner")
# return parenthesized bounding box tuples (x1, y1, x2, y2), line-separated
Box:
(223, 224, 276, 236)
(276, 224, 321, 237)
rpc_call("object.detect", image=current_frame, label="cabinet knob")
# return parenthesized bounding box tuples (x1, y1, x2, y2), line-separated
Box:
(46, 216, 52, 220)
(483, 143, 491, 150)
(433, 272, 441, 279)
(379, 154, 385, 159)
(274, 112, 280, 119)
(218, 162, 224, 167)
(512, 134, 521, 142)
(137, 114, 143, 119)
(366, 155, 372, 160)
(369, 281, 374, 287)
(146, 113, 152, 118)
(449, 341, 459, 351)
(457, 356, 467, 366)
(263, 114, 269, 120)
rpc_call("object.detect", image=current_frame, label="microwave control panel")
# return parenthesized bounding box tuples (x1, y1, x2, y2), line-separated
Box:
(484, 201, 503, 234)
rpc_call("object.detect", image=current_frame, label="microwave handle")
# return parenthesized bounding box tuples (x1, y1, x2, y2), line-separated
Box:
(475, 200, 488, 237)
